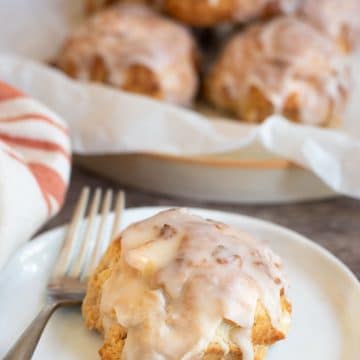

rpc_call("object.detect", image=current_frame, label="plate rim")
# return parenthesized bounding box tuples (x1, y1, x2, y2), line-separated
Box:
(76, 153, 296, 170)
(2, 206, 359, 289)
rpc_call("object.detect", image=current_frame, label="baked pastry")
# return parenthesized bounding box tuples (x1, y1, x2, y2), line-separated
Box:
(163, 0, 301, 27)
(83, 208, 291, 360)
(205, 16, 351, 126)
(57, 4, 198, 106)
(298, 0, 360, 53)
(85, 0, 161, 14)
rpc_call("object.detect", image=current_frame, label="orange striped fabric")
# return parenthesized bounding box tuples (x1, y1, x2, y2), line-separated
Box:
(0, 81, 71, 214)
(0, 81, 71, 268)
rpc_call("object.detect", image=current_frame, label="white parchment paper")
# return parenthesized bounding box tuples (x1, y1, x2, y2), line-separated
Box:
(1, 0, 360, 198)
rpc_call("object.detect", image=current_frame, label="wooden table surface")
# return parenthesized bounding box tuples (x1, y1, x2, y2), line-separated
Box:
(44, 166, 360, 279)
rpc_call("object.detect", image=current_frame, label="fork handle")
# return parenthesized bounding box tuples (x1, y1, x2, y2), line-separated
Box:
(4, 301, 60, 360)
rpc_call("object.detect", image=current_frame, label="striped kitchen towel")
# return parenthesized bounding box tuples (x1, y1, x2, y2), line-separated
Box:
(0, 82, 71, 268)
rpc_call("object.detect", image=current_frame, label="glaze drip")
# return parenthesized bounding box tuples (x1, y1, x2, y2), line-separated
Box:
(210, 16, 351, 125)
(58, 4, 197, 105)
(100, 209, 288, 359)
(299, 0, 360, 50)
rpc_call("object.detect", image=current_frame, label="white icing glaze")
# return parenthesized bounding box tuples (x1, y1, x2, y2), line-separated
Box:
(203, 0, 300, 20)
(230, 0, 300, 22)
(87, 0, 165, 15)
(231, 328, 253, 360)
(211, 16, 351, 125)
(299, 0, 360, 50)
(100, 209, 288, 359)
(58, 4, 198, 105)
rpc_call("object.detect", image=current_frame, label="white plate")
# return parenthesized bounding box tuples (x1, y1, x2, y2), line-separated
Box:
(76, 150, 336, 205)
(0, 207, 359, 359)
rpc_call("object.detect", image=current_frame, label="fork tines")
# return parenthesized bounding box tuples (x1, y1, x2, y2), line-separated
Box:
(52, 188, 125, 282)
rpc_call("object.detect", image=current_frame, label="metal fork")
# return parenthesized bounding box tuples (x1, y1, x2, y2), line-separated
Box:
(4, 187, 125, 360)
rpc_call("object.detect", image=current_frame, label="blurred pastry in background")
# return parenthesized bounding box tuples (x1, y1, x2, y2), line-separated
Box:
(83, 208, 291, 360)
(205, 16, 351, 127)
(85, 0, 162, 14)
(163, 0, 301, 27)
(57, 4, 198, 106)
(298, 0, 360, 53)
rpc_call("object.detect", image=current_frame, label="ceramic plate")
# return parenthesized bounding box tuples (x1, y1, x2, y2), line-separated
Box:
(76, 150, 336, 205)
(0, 207, 359, 359)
